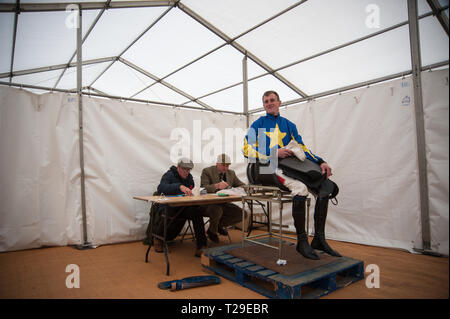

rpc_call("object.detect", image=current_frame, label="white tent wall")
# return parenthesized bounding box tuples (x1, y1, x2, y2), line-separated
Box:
(0, 86, 249, 251)
(249, 69, 449, 255)
(0, 68, 448, 255)
(0, 87, 82, 251)
(422, 69, 449, 255)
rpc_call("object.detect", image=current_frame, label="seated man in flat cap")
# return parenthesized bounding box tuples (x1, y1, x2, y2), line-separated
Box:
(200, 154, 248, 243)
(154, 157, 207, 257)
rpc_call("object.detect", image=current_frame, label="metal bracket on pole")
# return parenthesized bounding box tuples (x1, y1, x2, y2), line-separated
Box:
(74, 5, 94, 250)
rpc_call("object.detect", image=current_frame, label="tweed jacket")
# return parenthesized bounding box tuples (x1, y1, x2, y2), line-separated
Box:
(200, 165, 245, 193)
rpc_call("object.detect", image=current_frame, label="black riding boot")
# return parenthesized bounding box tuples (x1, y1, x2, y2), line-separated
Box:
(310, 197, 342, 257)
(292, 196, 319, 260)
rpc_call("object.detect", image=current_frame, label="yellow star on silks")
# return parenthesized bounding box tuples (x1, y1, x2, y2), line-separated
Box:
(265, 124, 286, 149)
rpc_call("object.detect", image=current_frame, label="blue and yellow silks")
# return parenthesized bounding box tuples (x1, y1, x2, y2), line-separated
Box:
(243, 113, 323, 164)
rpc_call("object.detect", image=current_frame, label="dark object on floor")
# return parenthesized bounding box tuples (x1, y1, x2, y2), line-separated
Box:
(157, 275, 221, 291)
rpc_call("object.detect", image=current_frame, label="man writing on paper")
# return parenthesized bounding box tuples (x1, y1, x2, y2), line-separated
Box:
(154, 157, 207, 257)
(200, 154, 247, 243)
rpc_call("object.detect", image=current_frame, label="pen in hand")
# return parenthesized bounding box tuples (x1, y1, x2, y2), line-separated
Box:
(180, 185, 193, 196)
(220, 179, 232, 189)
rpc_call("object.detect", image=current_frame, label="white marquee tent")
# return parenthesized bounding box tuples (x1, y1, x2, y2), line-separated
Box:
(0, 0, 448, 256)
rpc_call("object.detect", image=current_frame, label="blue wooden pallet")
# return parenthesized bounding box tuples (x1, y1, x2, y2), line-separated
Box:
(201, 239, 364, 299)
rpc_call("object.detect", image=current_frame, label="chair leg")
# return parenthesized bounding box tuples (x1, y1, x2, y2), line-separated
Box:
(145, 244, 151, 263)
(180, 220, 192, 242)
(164, 244, 170, 276)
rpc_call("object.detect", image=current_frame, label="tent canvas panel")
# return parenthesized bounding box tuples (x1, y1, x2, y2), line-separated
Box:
(0, 87, 82, 251)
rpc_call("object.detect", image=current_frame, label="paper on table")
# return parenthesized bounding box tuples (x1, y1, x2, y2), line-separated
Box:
(215, 187, 247, 196)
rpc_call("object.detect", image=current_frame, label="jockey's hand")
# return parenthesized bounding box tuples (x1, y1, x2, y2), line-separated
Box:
(320, 163, 332, 179)
(277, 148, 293, 158)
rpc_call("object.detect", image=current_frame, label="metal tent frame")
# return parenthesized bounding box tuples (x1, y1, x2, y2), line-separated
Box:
(0, 0, 448, 255)
(1, 0, 448, 112)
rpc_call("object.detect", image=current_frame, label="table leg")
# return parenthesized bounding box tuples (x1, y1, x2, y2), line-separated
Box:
(145, 245, 151, 263)
(279, 202, 283, 260)
(242, 199, 246, 247)
(163, 206, 170, 276)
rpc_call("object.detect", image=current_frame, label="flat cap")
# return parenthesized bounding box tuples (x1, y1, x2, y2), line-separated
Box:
(177, 157, 194, 169)
(216, 153, 231, 164)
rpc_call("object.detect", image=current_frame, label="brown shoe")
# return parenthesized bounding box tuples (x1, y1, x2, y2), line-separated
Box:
(154, 238, 163, 253)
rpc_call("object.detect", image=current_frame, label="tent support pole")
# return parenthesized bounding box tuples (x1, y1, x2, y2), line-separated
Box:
(242, 54, 249, 128)
(75, 6, 93, 250)
(8, 1, 19, 84)
(408, 0, 440, 257)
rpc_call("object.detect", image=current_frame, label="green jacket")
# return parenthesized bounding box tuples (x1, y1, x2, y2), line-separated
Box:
(200, 165, 245, 193)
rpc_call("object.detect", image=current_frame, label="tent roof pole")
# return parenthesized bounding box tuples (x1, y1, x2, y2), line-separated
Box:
(119, 57, 216, 111)
(0, 80, 243, 115)
(87, 3, 176, 90)
(178, 2, 308, 98)
(0, 57, 116, 79)
(426, 0, 449, 36)
(248, 60, 449, 114)
(53, 0, 112, 89)
(0, 1, 175, 13)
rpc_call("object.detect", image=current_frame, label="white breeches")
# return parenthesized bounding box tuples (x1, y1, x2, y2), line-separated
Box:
(276, 168, 309, 197)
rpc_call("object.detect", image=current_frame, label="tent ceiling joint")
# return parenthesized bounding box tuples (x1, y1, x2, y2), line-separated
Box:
(426, 0, 449, 35)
